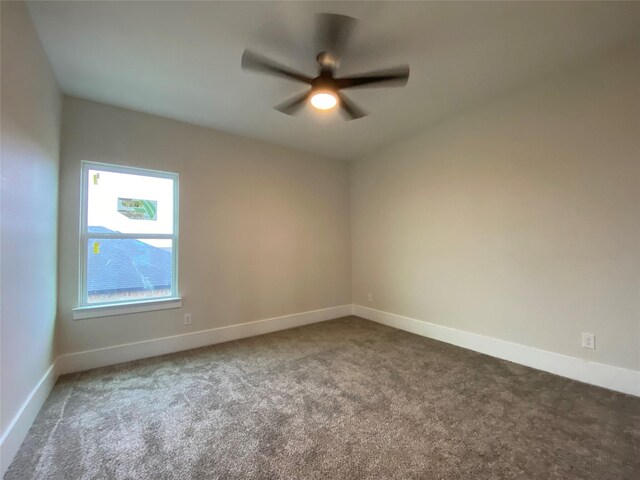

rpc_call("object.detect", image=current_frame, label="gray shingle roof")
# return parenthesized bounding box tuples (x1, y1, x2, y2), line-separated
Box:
(87, 226, 172, 296)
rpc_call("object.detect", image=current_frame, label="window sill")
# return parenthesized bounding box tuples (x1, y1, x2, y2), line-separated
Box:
(73, 297, 182, 320)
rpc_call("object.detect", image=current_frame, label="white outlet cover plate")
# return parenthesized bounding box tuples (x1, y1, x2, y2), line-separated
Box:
(581, 332, 595, 349)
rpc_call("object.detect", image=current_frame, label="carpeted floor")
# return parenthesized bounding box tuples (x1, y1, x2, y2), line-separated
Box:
(5, 316, 640, 479)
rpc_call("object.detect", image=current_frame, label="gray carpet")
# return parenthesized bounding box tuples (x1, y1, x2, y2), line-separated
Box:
(5, 316, 639, 479)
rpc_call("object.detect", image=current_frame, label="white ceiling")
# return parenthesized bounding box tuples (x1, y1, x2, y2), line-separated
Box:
(27, 1, 639, 160)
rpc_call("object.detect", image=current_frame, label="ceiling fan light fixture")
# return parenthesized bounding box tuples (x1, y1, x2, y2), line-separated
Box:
(241, 13, 410, 120)
(310, 91, 338, 110)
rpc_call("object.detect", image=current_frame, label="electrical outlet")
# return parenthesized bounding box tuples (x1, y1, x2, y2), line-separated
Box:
(581, 332, 595, 350)
(367, 293, 373, 302)
(183, 313, 192, 325)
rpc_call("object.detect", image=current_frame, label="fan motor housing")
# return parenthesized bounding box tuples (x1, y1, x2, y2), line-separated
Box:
(311, 73, 337, 93)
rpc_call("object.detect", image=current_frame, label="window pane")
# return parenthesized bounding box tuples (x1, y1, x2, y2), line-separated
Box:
(87, 169, 174, 235)
(87, 238, 173, 304)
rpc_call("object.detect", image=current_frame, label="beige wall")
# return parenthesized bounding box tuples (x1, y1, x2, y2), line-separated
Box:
(1, 1, 61, 438)
(57, 97, 351, 354)
(351, 47, 640, 371)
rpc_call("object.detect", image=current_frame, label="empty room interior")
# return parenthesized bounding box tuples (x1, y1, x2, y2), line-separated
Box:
(1, 1, 639, 478)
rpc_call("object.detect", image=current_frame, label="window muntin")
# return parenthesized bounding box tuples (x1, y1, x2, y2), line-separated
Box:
(79, 162, 178, 306)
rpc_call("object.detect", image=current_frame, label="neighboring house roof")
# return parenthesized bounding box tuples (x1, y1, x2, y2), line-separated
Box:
(87, 226, 172, 295)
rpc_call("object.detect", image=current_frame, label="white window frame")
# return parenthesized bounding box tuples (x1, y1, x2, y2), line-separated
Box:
(74, 161, 180, 318)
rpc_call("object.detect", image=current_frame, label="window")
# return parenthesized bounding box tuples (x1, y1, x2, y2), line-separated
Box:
(78, 162, 179, 310)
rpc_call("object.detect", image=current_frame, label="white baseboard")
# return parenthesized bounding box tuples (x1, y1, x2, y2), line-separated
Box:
(2, 305, 351, 473)
(352, 304, 640, 397)
(57, 305, 352, 375)
(5, 303, 635, 476)
(0, 363, 58, 477)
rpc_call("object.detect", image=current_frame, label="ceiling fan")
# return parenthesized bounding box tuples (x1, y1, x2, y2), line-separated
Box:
(241, 13, 410, 120)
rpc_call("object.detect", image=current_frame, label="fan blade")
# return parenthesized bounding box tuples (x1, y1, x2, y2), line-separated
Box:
(336, 65, 409, 89)
(338, 92, 366, 120)
(275, 90, 312, 115)
(241, 50, 313, 84)
(315, 13, 357, 66)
